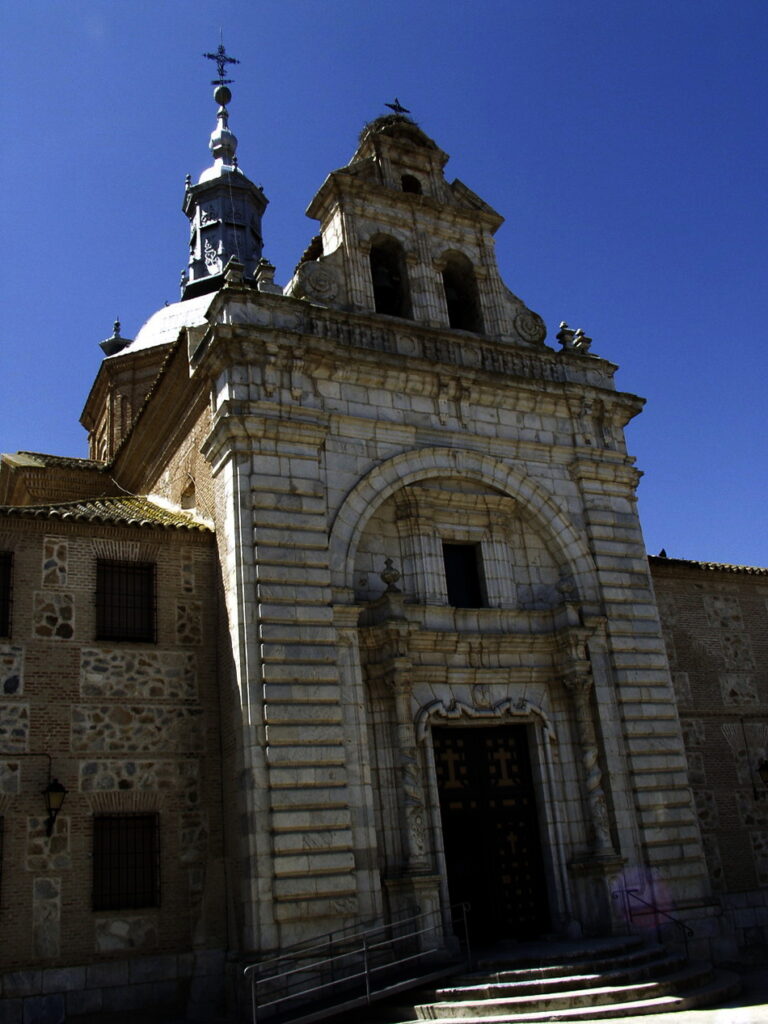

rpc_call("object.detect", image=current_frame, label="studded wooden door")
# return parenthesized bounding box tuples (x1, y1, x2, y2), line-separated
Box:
(433, 725, 550, 940)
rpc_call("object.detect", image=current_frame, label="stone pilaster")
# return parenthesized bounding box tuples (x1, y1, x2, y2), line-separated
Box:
(205, 406, 359, 942)
(570, 456, 711, 911)
(562, 670, 613, 855)
(380, 618, 430, 874)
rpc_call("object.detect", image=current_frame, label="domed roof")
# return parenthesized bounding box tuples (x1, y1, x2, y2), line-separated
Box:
(118, 294, 213, 355)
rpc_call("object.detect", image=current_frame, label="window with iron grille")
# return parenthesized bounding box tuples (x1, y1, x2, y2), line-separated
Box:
(0, 552, 12, 637)
(93, 814, 159, 910)
(95, 560, 156, 642)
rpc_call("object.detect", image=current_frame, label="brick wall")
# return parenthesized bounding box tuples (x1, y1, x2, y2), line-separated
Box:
(0, 517, 225, 1010)
(651, 558, 768, 950)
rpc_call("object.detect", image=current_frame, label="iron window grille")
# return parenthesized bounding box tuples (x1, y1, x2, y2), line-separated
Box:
(95, 560, 156, 642)
(0, 552, 12, 637)
(92, 813, 160, 911)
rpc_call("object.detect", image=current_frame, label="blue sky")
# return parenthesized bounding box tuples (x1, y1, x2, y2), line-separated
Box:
(2, 1, 766, 566)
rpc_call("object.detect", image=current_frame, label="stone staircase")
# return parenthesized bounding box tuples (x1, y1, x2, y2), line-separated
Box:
(377, 935, 740, 1023)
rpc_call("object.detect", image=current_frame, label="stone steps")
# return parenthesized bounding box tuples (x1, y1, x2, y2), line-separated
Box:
(374, 936, 740, 1023)
(434, 952, 689, 1000)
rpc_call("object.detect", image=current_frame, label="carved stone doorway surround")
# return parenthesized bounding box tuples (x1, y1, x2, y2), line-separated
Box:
(360, 592, 627, 940)
(416, 691, 571, 938)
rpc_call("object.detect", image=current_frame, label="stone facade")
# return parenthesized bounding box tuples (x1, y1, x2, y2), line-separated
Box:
(0, 104, 766, 1022)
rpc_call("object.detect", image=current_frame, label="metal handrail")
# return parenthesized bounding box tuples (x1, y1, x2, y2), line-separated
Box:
(249, 915, 382, 976)
(615, 887, 694, 959)
(244, 902, 470, 1024)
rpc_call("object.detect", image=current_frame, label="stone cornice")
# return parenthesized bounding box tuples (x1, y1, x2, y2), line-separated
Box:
(306, 170, 504, 233)
(201, 406, 330, 474)
(568, 456, 643, 493)
(190, 290, 638, 412)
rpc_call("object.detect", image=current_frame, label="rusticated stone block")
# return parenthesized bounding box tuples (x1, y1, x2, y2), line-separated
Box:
(64, 988, 102, 1016)
(721, 632, 755, 670)
(79, 759, 199, 804)
(0, 704, 29, 752)
(2, 974, 41, 998)
(40, 968, 85, 994)
(127, 954, 179, 983)
(100, 980, 178, 1013)
(20, 995, 64, 1024)
(703, 594, 743, 629)
(720, 672, 758, 705)
(751, 833, 768, 886)
(192, 949, 225, 976)
(176, 602, 202, 645)
(27, 817, 71, 872)
(71, 705, 203, 753)
(94, 916, 158, 953)
(0, 646, 23, 695)
(32, 593, 74, 641)
(32, 878, 60, 958)
(0, 761, 20, 795)
(0, 998, 22, 1024)
(84, 961, 129, 988)
(42, 538, 68, 588)
(80, 648, 197, 700)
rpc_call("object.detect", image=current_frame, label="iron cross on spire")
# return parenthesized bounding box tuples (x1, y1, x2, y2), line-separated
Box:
(203, 41, 240, 86)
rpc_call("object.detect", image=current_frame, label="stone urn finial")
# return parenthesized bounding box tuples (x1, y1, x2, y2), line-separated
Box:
(380, 558, 401, 593)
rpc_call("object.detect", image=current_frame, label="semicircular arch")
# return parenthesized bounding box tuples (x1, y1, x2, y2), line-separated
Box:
(329, 446, 599, 602)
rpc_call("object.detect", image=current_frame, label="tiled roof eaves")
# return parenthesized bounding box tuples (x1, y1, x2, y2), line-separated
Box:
(15, 452, 107, 470)
(0, 496, 212, 533)
(648, 555, 768, 576)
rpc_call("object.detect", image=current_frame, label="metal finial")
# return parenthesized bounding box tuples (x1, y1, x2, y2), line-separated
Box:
(385, 98, 411, 114)
(113, 319, 121, 337)
(203, 41, 240, 87)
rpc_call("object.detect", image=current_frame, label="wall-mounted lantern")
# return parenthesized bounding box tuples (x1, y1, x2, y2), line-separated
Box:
(42, 777, 68, 835)
(1, 753, 69, 834)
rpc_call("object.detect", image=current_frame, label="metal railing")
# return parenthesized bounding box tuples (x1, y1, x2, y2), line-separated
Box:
(244, 902, 470, 1024)
(615, 887, 694, 959)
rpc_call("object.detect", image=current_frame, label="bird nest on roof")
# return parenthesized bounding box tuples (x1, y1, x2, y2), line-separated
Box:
(358, 114, 436, 149)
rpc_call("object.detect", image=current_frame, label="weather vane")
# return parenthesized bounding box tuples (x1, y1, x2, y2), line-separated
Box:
(203, 39, 240, 87)
(385, 98, 411, 114)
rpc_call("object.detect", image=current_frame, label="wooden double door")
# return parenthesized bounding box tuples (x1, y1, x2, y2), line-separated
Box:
(433, 724, 550, 941)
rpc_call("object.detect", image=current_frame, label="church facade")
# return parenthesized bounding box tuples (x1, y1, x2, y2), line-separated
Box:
(0, 82, 766, 1021)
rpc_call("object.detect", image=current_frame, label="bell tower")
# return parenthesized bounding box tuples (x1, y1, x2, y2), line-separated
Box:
(286, 112, 546, 347)
(181, 45, 268, 298)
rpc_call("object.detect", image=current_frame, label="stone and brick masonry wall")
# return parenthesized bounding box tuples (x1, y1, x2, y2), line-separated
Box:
(651, 559, 768, 956)
(0, 520, 225, 1020)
